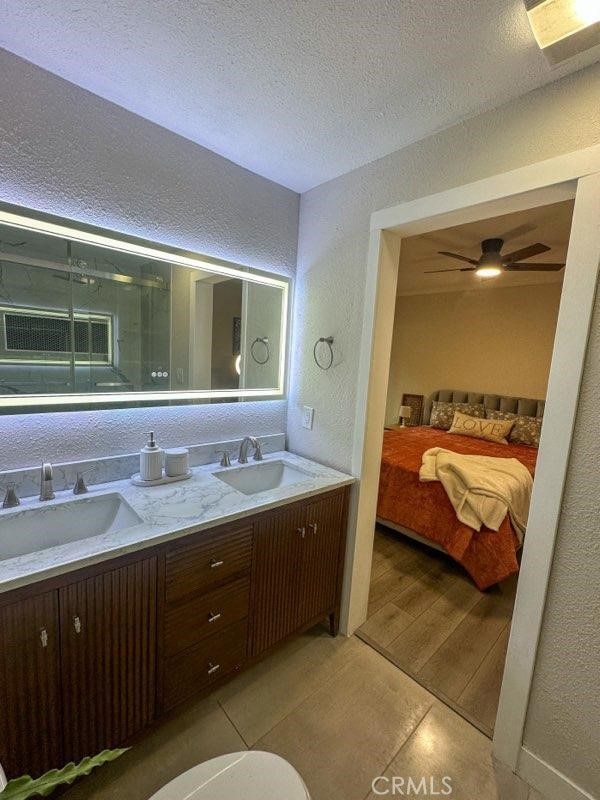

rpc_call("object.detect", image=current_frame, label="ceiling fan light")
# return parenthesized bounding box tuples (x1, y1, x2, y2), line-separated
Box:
(475, 266, 502, 278)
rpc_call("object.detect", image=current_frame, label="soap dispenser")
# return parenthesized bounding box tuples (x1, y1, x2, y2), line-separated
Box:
(140, 431, 164, 481)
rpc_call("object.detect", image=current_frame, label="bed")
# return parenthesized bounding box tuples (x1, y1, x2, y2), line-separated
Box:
(376, 390, 542, 589)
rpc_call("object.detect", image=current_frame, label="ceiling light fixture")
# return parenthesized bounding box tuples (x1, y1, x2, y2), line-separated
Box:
(525, 0, 600, 63)
(475, 266, 502, 278)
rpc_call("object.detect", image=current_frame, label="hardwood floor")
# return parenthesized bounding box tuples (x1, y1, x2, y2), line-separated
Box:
(357, 525, 517, 737)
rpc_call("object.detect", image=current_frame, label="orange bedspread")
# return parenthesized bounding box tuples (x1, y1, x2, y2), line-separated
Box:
(377, 427, 538, 589)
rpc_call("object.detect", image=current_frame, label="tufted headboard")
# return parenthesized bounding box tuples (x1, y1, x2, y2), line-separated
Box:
(422, 389, 545, 425)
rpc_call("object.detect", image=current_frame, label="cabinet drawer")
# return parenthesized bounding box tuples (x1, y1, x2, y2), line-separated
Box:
(163, 620, 247, 710)
(165, 525, 253, 604)
(164, 577, 250, 657)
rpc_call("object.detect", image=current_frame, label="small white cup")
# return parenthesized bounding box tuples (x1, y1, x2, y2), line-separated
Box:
(165, 448, 190, 477)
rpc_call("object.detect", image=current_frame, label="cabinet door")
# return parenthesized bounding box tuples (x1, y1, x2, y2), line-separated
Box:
(300, 492, 346, 623)
(0, 591, 62, 778)
(249, 503, 305, 657)
(59, 557, 157, 762)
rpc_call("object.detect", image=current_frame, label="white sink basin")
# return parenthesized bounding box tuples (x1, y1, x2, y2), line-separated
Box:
(0, 493, 143, 561)
(213, 460, 311, 495)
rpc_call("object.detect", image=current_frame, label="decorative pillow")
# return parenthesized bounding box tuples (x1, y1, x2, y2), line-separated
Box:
(429, 401, 456, 430)
(486, 409, 542, 447)
(510, 415, 542, 447)
(430, 401, 485, 430)
(449, 410, 514, 443)
(455, 402, 485, 418)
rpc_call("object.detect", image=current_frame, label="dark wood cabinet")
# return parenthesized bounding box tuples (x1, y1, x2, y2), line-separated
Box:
(300, 492, 347, 631)
(249, 501, 306, 656)
(0, 592, 62, 778)
(59, 557, 157, 763)
(249, 489, 348, 657)
(0, 485, 349, 778)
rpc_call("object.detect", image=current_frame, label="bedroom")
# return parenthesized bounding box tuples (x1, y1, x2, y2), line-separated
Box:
(359, 198, 573, 737)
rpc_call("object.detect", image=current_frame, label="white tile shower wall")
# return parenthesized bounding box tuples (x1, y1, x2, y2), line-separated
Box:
(288, 62, 600, 474)
(0, 51, 298, 469)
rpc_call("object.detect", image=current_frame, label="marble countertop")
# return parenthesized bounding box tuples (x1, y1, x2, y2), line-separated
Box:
(0, 452, 354, 594)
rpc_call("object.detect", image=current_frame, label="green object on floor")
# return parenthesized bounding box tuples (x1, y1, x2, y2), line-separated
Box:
(0, 749, 129, 799)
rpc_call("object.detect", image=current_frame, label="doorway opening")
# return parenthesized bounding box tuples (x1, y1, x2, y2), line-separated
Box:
(339, 150, 600, 774)
(356, 199, 573, 737)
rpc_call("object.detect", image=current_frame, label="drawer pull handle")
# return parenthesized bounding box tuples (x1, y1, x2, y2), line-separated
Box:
(208, 611, 222, 624)
(40, 627, 49, 648)
(210, 558, 224, 568)
(73, 615, 82, 634)
(207, 662, 221, 675)
(297, 527, 306, 538)
(308, 522, 318, 535)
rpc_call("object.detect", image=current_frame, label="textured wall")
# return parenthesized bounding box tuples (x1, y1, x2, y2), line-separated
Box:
(288, 61, 600, 472)
(288, 61, 600, 794)
(523, 278, 600, 797)
(385, 284, 562, 425)
(0, 51, 298, 467)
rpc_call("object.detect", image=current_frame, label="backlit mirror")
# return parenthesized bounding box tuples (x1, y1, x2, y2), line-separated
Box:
(0, 207, 288, 410)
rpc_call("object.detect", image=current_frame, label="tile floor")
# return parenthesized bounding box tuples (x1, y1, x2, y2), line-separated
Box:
(62, 627, 545, 800)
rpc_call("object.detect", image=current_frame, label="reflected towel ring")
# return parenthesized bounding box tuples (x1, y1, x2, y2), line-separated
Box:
(313, 336, 334, 370)
(250, 336, 270, 365)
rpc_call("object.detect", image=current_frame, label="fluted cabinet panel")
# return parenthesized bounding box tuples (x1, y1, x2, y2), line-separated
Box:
(249, 503, 306, 656)
(59, 557, 157, 763)
(301, 493, 345, 624)
(0, 591, 62, 778)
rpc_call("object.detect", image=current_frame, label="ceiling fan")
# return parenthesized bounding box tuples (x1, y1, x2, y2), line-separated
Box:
(425, 238, 565, 278)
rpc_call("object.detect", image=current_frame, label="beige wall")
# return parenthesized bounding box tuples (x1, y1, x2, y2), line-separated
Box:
(288, 61, 600, 797)
(385, 284, 562, 425)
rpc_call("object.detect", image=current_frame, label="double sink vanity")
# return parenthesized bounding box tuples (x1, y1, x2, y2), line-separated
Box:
(0, 205, 352, 781)
(0, 444, 353, 779)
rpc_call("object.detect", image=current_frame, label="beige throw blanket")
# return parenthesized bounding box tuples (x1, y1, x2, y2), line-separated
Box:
(419, 447, 533, 542)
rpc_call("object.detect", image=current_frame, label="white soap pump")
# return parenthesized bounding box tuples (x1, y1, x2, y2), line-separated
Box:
(140, 431, 164, 481)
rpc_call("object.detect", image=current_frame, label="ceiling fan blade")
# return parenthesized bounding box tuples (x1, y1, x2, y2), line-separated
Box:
(438, 251, 479, 265)
(504, 263, 565, 272)
(503, 242, 550, 263)
(424, 267, 477, 273)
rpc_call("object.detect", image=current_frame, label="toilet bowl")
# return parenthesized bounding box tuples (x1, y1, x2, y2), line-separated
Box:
(148, 751, 311, 799)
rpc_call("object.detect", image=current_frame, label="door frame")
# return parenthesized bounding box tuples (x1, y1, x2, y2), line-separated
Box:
(342, 144, 600, 775)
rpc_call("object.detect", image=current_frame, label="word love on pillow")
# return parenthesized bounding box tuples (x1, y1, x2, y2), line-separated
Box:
(448, 410, 515, 444)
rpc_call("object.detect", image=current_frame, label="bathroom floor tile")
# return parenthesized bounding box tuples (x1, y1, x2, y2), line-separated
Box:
(365, 703, 529, 800)
(256, 639, 434, 800)
(61, 695, 246, 800)
(216, 626, 360, 745)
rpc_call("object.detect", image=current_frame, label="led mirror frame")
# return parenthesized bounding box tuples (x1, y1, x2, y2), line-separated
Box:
(0, 208, 290, 409)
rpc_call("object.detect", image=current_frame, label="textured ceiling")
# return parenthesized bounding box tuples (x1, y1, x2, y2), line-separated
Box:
(398, 199, 574, 294)
(0, 1, 597, 191)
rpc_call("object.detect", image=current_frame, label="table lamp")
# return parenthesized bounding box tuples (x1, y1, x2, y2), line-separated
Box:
(399, 405, 412, 427)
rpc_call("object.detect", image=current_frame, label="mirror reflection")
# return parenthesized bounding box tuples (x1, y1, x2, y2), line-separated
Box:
(0, 218, 286, 402)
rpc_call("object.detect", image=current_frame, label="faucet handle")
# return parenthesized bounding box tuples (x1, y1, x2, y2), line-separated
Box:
(73, 468, 95, 495)
(215, 450, 232, 467)
(253, 440, 264, 461)
(2, 483, 20, 509)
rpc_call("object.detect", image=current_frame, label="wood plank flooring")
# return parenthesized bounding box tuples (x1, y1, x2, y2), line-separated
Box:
(357, 525, 517, 737)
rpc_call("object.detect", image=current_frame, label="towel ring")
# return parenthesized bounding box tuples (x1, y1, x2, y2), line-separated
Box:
(313, 336, 334, 370)
(250, 336, 270, 365)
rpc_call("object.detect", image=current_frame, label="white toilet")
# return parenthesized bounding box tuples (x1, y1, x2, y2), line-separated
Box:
(148, 751, 311, 799)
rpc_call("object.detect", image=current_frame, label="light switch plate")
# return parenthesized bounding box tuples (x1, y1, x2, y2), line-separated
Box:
(302, 406, 315, 430)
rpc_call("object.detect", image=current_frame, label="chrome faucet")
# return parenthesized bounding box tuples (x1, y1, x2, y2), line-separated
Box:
(39, 462, 55, 501)
(238, 436, 263, 464)
(2, 483, 20, 509)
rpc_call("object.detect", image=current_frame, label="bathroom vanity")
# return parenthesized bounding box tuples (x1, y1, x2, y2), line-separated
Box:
(0, 454, 352, 778)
